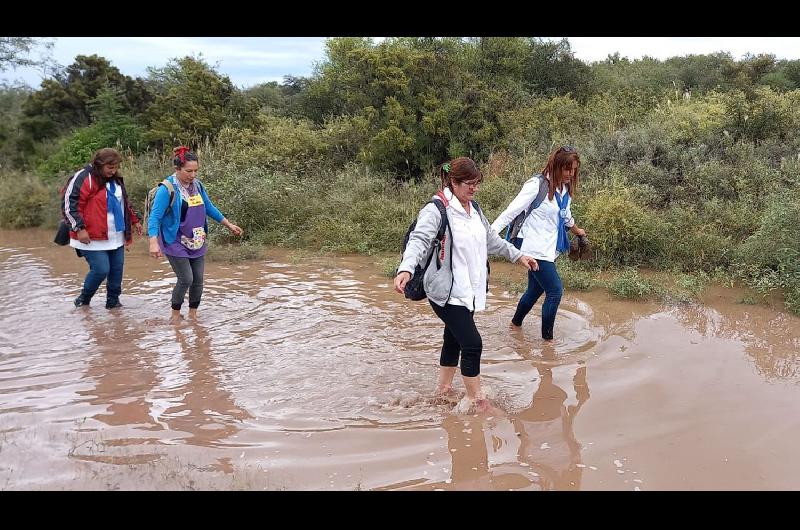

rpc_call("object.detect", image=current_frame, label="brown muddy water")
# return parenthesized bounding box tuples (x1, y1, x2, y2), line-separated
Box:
(1, 228, 798, 490)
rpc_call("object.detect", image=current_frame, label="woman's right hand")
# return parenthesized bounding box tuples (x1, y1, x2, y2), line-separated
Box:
(76, 228, 90, 244)
(149, 237, 163, 259)
(393, 271, 411, 294)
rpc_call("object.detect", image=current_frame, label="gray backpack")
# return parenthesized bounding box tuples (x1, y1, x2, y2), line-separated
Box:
(142, 178, 176, 230)
(504, 173, 549, 244)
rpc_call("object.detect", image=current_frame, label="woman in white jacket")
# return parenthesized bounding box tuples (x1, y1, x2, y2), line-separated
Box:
(394, 157, 537, 411)
(491, 146, 587, 341)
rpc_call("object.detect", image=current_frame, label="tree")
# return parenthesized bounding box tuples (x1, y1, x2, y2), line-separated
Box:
(779, 60, 800, 89)
(522, 38, 596, 102)
(38, 85, 145, 177)
(0, 83, 33, 168)
(0, 37, 53, 72)
(20, 55, 152, 140)
(244, 81, 286, 114)
(299, 37, 453, 174)
(144, 55, 252, 146)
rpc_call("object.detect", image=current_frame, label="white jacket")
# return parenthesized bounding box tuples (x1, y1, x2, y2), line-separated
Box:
(491, 177, 575, 262)
(398, 188, 523, 310)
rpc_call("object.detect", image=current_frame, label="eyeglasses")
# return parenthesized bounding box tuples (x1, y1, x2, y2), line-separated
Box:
(457, 180, 482, 189)
(559, 145, 576, 153)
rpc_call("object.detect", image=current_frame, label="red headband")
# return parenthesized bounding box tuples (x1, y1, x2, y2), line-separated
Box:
(175, 146, 191, 164)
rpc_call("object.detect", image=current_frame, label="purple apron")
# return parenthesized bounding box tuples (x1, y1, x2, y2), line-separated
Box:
(158, 183, 208, 258)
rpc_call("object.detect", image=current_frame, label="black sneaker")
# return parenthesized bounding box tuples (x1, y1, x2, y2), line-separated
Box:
(74, 295, 90, 307)
(105, 300, 123, 309)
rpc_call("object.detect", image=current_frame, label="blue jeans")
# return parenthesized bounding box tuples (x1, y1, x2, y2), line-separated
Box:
(511, 259, 562, 340)
(80, 246, 125, 304)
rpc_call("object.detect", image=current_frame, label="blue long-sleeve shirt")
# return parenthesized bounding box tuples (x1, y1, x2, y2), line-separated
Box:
(147, 174, 225, 244)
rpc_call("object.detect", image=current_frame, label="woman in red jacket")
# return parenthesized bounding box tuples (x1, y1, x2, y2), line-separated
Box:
(64, 148, 142, 308)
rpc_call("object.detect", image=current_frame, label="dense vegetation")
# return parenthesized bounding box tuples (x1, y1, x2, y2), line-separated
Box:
(2, 37, 798, 312)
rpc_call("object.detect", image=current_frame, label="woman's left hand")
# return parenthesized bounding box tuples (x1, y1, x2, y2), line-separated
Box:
(225, 221, 243, 236)
(572, 226, 586, 237)
(518, 255, 539, 271)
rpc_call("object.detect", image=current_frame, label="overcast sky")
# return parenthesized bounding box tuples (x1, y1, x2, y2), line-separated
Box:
(4, 37, 800, 89)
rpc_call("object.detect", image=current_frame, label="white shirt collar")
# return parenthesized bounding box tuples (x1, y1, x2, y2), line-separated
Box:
(442, 187, 472, 216)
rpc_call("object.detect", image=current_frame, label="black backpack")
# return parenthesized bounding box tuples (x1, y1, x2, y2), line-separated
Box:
(401, 196, 485, 301)
(504, 174, 549, 246)
(402, 198, 448, 301)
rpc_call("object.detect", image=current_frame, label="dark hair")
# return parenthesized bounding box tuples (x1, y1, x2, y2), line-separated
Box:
(440, 156, 483, 191)
(91, 148, 122, 173)
(541, 145, 580, 199)
(173, 146, 199, 168)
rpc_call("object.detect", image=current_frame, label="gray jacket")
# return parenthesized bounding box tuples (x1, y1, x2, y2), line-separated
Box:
(398, 198, 524, 307)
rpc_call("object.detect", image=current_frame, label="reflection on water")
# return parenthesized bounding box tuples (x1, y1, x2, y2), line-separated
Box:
(416, 359, 589, 491)
(668, 302, 800, 381)
(75, 312, 252, 460)
(1, 228, 799, 490)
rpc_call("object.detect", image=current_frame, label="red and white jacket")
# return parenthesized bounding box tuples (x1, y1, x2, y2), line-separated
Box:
(63, 165, 139, 243)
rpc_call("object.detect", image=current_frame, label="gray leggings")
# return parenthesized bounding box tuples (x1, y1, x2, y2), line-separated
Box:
(166, 254, 205, 310)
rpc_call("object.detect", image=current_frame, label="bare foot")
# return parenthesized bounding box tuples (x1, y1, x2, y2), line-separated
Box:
(187, 310, 198, 321)
(539, 341, 557, 362)
(434, 386, 460, 404)
(456, 396, 504, 416)
(509, 322, 522, 331)
(474, 398, 505, 417)
(169, 313, 184, 324)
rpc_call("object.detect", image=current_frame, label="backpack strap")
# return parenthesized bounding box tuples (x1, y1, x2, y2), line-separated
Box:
(504, 174, 549, 242)
(431, 197, 448, 240)
(471, 199, 483, 219)
(430, 197, 449, 270)
(160, 179, 176, 207)
(524, 174, 549, 220)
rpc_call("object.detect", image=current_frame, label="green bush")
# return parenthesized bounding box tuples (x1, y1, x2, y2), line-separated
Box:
(500, 95, 589, 154)
(733, 187, 800, 311)
(721, 87, 800, 143)
(559, 259, 595, 291)
(784, 280, 800, 315)
(37, 122, 143, 180)
(581, 182, 668, 267)
(607, 268, 659, 299)
(376, 255, 400, 278)
(657, 206, 736, 271)
(211, 115, 328, 176)
(671, 271, 710, 302)
(0, 172, 52, 228)
(651, 90, 727, 145)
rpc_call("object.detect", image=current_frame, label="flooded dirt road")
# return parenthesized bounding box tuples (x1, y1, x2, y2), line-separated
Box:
(1, 228, 798, 490)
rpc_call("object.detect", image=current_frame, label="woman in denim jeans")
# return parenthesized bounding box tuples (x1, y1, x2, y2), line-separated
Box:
(65, 148, 142, 309)
(491, 146, 587, 341)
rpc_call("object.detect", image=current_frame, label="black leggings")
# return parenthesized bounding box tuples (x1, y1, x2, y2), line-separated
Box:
(429, 301, 483, 377)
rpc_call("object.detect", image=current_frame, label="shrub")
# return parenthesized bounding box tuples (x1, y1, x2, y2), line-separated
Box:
(607, 268, 659, 299)
(0, 171, 52, 228)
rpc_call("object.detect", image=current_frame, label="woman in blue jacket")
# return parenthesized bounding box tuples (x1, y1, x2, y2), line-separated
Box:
(147, 146, 243, 322)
